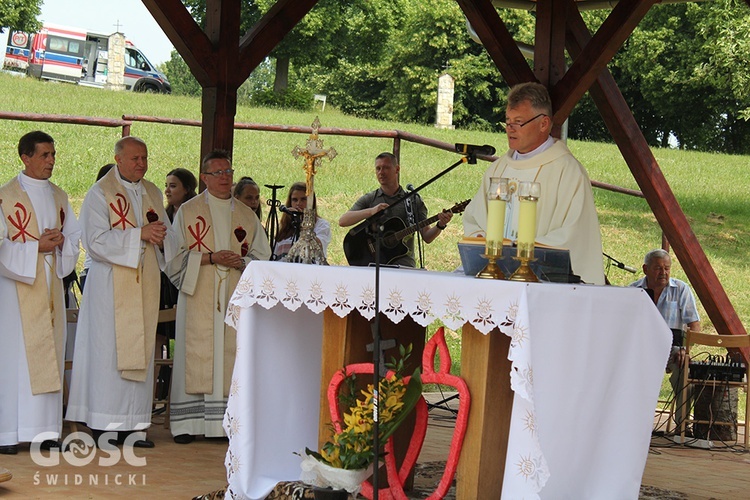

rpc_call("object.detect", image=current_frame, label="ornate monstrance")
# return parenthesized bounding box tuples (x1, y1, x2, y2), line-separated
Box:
(283, 117, 337, 265)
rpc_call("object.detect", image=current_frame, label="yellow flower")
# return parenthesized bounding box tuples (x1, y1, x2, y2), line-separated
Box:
(311, 344, 420, 471)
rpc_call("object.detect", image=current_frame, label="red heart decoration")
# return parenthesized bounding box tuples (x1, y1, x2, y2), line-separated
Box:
(146, 208, 159, 223)
(326, 364, 426, 500)
(241, 241, 249, 257)
(234, 226, 247, 242)
(359, 328, 471, 500)
(326, 328, 470, 500)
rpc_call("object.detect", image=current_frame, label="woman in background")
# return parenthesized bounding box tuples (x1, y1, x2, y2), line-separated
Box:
(156, 168, 197, 401)
(273, 181, 330, 260)
(165, 168, 197, 222)
(234, 176, 263, 221)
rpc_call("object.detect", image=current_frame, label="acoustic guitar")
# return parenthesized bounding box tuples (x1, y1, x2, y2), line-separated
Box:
(343, 199, 470, 266)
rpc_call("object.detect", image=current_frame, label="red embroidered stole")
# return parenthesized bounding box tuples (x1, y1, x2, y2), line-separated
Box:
(99, 168, 162, 382)
(180, 193, 256, 395)
(0, 177, 67, 394)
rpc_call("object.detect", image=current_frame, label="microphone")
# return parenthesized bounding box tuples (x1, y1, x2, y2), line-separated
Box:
(603, 252, 637, 273)
(279, 205, 302, 217)
(455, 143, 496, 157)
(406, 184, 415, 191)
(613, 261, 637, 273)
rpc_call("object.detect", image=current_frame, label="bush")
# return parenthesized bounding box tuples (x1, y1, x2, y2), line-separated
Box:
(249, 87, 314, 111)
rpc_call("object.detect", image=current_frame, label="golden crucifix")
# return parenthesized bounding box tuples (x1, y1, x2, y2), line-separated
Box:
(291, 116, 337, 198)
(285, 117, 337, 265)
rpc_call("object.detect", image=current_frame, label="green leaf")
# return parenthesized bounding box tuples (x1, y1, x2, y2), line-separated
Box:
(379, 369, 422, 443)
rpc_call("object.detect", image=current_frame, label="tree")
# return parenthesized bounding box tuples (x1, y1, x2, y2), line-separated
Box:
(0, 0, 42, 33)
(161, 50, 202, 97)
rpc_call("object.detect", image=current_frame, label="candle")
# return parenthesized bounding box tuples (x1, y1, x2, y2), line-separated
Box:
(485, 177, 509, 255)
(516, 198, 537, 258)
(486, 198, 506, 253)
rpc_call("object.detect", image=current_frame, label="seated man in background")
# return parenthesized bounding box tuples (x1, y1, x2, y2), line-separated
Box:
(462, 82, 605, 285)
(630, 248, 700, 430)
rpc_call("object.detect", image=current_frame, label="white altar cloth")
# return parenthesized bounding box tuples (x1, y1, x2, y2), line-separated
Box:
(224, 261, 671, 499)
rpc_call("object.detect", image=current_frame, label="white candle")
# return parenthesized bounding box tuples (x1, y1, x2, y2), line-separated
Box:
(517, 198, 537, 258)
(486, 199, 506, 253)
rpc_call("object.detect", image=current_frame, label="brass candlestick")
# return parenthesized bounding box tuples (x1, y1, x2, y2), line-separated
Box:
(509, 256, 539, 282)
(476, 251, 505, 280)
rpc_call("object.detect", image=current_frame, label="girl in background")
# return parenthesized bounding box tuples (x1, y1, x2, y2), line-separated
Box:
(273, 181, 330, 260)
(234, 176, 263, 221)
(165, 168, 197, 222)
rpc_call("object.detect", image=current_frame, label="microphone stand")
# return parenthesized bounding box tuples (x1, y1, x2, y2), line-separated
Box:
(264, 184, 284, 260)
(408, 186, 425, 269)
(361, 151, 476, 499)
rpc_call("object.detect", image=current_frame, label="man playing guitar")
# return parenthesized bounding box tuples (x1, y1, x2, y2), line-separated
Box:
(339, 152, 452, 267)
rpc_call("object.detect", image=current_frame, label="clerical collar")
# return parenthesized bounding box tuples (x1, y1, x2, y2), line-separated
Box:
(19, 171, 50, 188)
(115, 167, 141, 187)
(512, 136, 555, 160)
(205, 190, 234, 206)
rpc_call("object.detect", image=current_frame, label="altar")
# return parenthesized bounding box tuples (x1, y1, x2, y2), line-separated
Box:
(224, 261, 671, 499)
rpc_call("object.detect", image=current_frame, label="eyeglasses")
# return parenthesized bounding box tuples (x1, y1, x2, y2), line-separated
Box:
(203, 168, 234, 177)
(502, 113, 547, 132)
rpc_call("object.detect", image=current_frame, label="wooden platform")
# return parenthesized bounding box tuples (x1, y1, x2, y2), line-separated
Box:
(0, 395, 748, 499)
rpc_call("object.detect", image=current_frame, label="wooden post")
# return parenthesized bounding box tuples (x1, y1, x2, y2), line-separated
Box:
(457, 323, 513, 498)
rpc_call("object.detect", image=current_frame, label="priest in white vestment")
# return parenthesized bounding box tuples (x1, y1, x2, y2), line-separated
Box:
(166, 150, 271, 444)
(66, 136, 177, 448)
(0, 131, 81, 454)
(463, 82, 605, 285)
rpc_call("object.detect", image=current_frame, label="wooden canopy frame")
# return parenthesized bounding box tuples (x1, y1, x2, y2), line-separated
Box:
(142, 0, 748, 358)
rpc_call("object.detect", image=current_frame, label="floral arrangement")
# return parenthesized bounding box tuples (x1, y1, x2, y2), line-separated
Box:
(301, 344, 422, 493)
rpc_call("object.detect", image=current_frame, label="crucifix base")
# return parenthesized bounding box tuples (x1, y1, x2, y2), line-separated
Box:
(283, 208, 328, 265)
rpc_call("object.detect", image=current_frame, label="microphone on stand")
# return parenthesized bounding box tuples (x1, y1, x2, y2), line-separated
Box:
(455, 143, 496, 157)
(603, 253, 637, 273)
(279, 205, 302, 218)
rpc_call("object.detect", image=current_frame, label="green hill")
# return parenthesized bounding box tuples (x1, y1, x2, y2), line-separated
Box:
(1, 72, 748, 335)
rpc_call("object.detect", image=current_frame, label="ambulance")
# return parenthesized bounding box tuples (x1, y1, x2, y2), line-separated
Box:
(3, 29, 32, 71)
(22, 22, 171, 93)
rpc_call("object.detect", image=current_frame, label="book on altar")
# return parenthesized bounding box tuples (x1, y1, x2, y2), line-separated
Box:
(458, 237, 578, 283)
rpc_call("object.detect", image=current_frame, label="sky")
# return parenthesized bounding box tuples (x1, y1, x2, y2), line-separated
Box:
(39, 0, 175, 65)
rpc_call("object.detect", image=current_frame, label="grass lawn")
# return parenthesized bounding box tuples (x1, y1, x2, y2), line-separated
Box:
(1, 73, 748, 406)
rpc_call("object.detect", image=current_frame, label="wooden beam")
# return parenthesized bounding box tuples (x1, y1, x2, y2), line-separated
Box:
(456, 0, 536, 86)
(534, 0, 567, 137)
(141, 0, 214, 86)
(551, 0, 656, 123)
(199, 0, 242, 166)
(565, 8, 749, 358)
(533, 0, 567, 88)
(236, 0, 320, 85)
